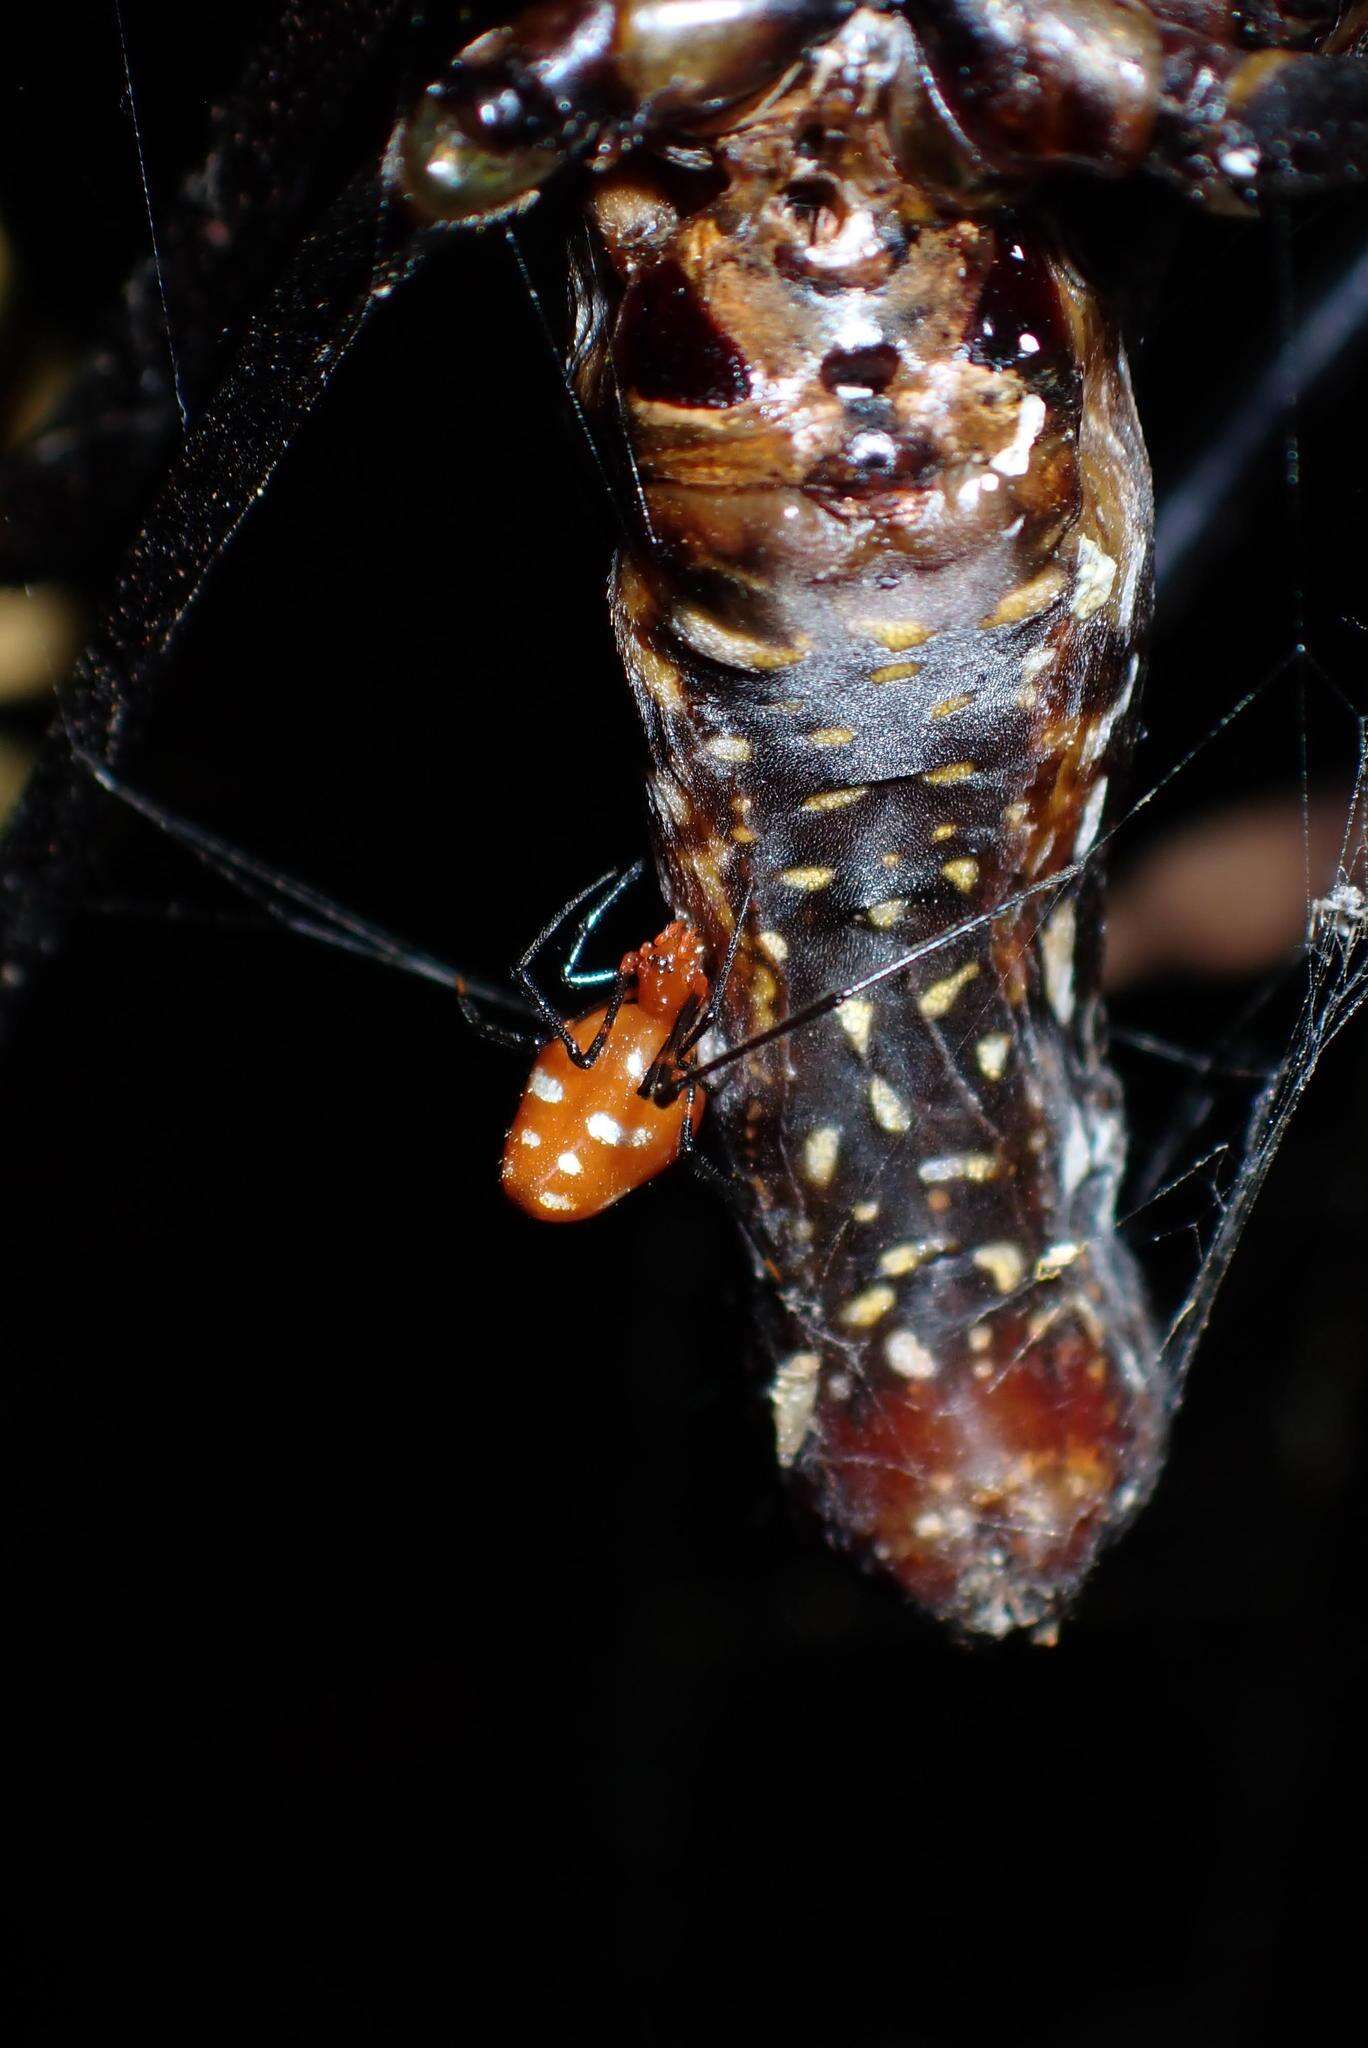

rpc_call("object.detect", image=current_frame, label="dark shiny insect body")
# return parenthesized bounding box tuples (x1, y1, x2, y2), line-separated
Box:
(393, 0, 1368, 1636)
(4, 0, 1368, 1640)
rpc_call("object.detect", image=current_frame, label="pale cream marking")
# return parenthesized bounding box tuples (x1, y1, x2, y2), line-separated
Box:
(529, 1070, 564, 1104)
(770, 1352, 821, 1469)
(990, 393, 1045, 477)
(758, 929, 789, 965)
(827, 1372, 852, 1401)
(918, 961, 980, 1021)
(973, 1242, 1026, 1294)
(836, 996, 873, 1059)
(979, 565, 1065, 630)
(1073, 777, 1108, 860)
(673, 606, 809, 670)
(1040, 901, 1077, 1025)
(922, 761, 975, 786)
(1081, 661, 1138, 769)
(865, 897, 908, 929)
(870, 660, 921, 684)
(975, 1033, 1010, 1082)
(704, 733, 751, 764)
(1035, 1242, 1084, 1282)
(633, 639, 684, 713)
(851, 1199, 880, 1223)
(882, 850, 904, 866)
(586, 1113, 623, 1147)
(869, 1075, 912, 1134)
(929, 693, 974, 720)
(1071, 534, 1117, 620)
(914, 1511, 946, 1538)
(1020, 646, 1056, 685)
(919, 1153, 1000, 1184)
(780, 866, 836, 891)
(878, 1242, 940, 1277)
(858, 619, 934, 652)
(931, 823, 956, 844)
(807, 727, 855, 748)
(886, 1329, 938, 1379)
(803, 786, 867, 812)
(941, 857, 979, 893)
(803, 1125, 841, 1188)
(839, 1283, 896, 1330)
(968, 1323, 993, 1353)
(731, 825, 756, 844)
(556, 1151, 583, 1177)
(538, 1191, 575, 1212)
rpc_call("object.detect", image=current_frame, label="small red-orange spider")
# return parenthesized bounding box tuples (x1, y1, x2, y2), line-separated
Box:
(501, 918, 709, 1222)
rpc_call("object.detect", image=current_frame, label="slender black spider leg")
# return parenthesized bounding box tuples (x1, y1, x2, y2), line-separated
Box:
(560, 859, 647, 990)
(76, 749, 540, 1050)
(514, 863, 647, 1068)
(641, 884, 756, 1107)
(0, 168, 434, 1050)
(685, 862, 1086, 1091)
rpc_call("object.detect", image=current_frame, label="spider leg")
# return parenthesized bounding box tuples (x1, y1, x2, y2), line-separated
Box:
(514, 865, 645, 1068)
(0, 169, 432, 1050)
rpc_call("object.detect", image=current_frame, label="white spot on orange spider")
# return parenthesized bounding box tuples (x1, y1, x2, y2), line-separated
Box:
(586, 1113, 623, 1147)
(780, 865, 836, 890)
(538, 1190, 575, 1212)
(886, 1329, 938, 1379)
(529, 1070, 564, 1104)
(973, 1242, 1025, 1293)
(836, 997, 873, 1059)
(869, 1076, 911, 1134)
(840, 1284, 896, 1330)
(626, 1046, 647, 1082)
(919, 962, 979, 1020)
(770, 1352, 820, 1468)
(941, 857, 979, 893)
(556, 1150, 583, 1177)
(975, 1033, 1010, 1082)
(803, 1126, 841, 1187)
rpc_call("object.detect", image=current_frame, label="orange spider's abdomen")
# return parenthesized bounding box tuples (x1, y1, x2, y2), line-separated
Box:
(501, 923, 708, 1222)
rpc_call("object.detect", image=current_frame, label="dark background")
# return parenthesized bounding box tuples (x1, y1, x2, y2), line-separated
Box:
(2, 6, 1367, 2041)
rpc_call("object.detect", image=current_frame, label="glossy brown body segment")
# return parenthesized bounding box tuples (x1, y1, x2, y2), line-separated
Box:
(586, 8, 1160, 1636)
(397, 0, 1368, 1634)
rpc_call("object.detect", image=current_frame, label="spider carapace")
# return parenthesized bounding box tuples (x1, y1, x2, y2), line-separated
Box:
(396, 0, 1368, 1638)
